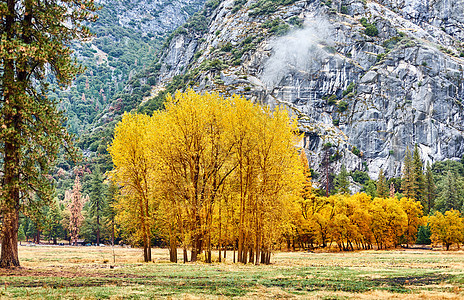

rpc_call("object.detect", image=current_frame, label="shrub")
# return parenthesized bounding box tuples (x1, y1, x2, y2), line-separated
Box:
(351, 170, 369, 185)
(288, 16, 303, 27)
(360, 17, 378, 37)
(221, 42, 233, 52)
(342, 82, 355, 96)
(323, 142, 332, 149)
(365, 24, 378, 37)
(327, 94, 337, 105)
(338, 100, 348, 112)
(352, 146, 361, 157)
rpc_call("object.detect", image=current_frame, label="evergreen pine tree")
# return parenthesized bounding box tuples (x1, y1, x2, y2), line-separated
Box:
(437, 171, 462, 212)
(89, 166, 107, 245)
(334, 165, 350, 194)
(17, 225, 26, 245)
(402, 147, 417, 199)
(46, 199, 63, 244)
(413, 144, 426, 205)
(376, 168, 389, 198)
(389, 182, 396, 198)
(0, 0, 97, 267)
(320, 144, 333, 196)
(363, 180, 377, 198)
(416, 225, 431, 245)
(424, 162, 436, 214)
(25, 220, 37, 243)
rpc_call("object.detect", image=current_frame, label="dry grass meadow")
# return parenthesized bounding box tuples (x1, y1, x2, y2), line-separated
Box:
(0, 245, 463, 299)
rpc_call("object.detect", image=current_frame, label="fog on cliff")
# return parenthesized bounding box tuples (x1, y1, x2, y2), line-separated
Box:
(261, 17, 334, 88)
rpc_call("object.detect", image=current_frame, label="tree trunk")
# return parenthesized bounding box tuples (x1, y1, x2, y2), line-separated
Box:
(233, 240, 236, 263)
(96, 215, 100, 245)
(139, 196, 148, 262)
(0, 0, 21, 269)
(0, 211, 20, 268)
(144, 196, 151, 262)
(191, 214, 202, 262)
(218, 203, 222, 263)
(191, 234, 199, 262)
(183, 247, 188, 263)
(147, 233, 152, 262)
(249, 247, 254, 264)
(169, 229, 177, 263)
(111, 221, 115, 246)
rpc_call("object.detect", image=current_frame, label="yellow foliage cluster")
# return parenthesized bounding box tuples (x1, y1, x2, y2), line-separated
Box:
(108, 90, 304, 264)
(293, 191, 424, 251)
(428, 209, 464, 250)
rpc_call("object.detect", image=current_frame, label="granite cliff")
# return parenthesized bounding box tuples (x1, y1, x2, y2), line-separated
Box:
(131, 0, 464, 179)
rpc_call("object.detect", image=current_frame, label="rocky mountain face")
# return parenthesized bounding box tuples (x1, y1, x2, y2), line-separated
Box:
(144, 0, 464, 179)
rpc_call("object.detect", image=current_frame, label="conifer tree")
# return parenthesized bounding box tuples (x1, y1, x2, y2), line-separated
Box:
(334, 165, 350, 195)
(0, 0, 97, 267)
(363, 180, 377, 198)
(412, 144, 426, 205)
(45, 199, 63, 244)
(17, 225, 26, 245)
(376, 168, 389, 198)
(424, 162, 436, 214)
(437, 171, 462, 212)
(89, 167, 107, 245)
(401, 147, 417, 199)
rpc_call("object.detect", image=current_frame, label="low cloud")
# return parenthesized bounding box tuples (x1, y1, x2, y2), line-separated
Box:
(261, 17, 335, 88)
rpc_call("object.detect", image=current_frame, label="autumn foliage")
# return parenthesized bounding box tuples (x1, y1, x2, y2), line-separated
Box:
(109, 90, 303, 263)
(109, 90, 464, 263)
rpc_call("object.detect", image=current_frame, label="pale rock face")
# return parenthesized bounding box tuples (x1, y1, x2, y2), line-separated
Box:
(152, 0, 464, 179)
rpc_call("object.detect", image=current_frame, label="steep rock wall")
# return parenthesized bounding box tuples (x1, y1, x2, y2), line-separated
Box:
(149, 0, 464, 178)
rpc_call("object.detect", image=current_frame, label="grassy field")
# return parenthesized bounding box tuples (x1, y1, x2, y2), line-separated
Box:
(0, 246, 463, 299)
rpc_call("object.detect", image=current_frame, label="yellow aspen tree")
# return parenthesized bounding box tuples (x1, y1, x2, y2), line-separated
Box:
(155, 90, 237, 263)
(108, 113, 157, 262)
(429, 210, 464, 250)
(295, 151, 319, 249)
(312, 196, 336, 248)
(369, 197, 407, 249)
(348, 193, 373, 249)
(329, 195, 351, 251)
(228, 95, 261, 264)
(109, 90, 305, 264)
(250, 106, 303, 264)
(399, 197, 423, 246)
